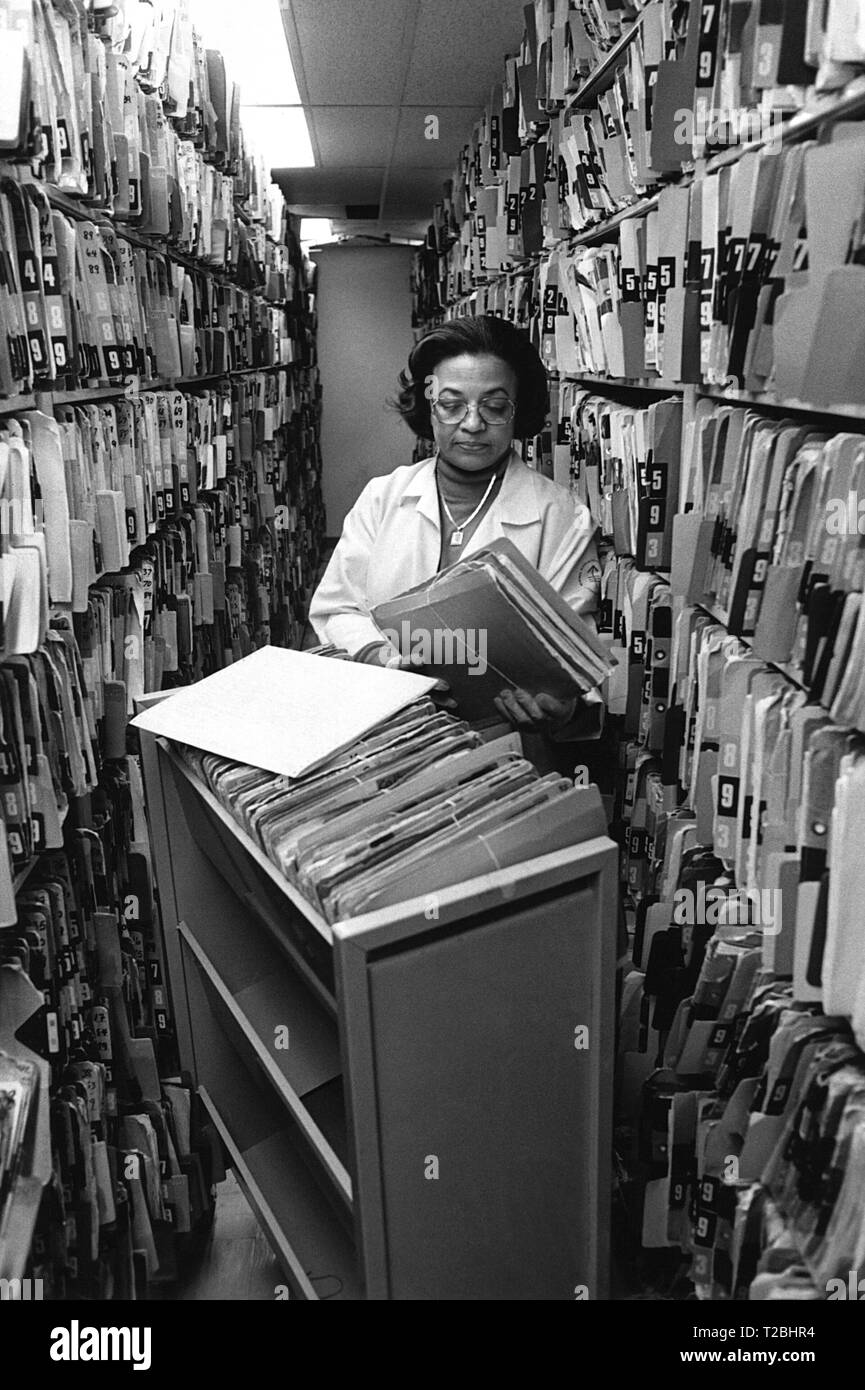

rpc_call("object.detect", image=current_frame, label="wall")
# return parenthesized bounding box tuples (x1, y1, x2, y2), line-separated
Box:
(313, 244, 416, 536)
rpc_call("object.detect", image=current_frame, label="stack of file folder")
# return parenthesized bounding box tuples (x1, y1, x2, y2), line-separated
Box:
(0, 0, 288, 253)
(179, 697, 607, 924)
(414, 4, 865, 412)
(0, 365, 325, 675)
(372, 538, 614, 724)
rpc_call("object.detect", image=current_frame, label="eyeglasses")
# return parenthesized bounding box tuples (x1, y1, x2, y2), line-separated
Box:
(430, 396, 516, 426)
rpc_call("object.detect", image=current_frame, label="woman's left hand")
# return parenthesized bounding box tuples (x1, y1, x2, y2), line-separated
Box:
(494, 687, 577, 732)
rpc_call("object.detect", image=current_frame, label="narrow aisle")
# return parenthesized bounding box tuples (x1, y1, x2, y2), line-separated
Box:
(165, 1173, 283, 1302)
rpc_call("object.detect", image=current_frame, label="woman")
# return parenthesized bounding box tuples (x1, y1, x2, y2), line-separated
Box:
(308, 315, 602, 741)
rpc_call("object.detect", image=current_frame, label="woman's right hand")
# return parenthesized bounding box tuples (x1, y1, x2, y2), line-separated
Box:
(399, 657, 458, 712)
(353, 640, 401, 667)
(354, 643, 457, 711)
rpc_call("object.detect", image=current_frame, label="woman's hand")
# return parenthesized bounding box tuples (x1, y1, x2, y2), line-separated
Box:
(353, 643, 458, 711)
(396, 653, 458, 712)
(494, 687, 578, 732)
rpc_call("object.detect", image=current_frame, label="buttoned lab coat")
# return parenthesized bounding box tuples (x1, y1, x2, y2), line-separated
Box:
(309, 449, 601, 658)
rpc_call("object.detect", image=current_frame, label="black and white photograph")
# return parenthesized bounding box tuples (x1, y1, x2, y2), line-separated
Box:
(0, 0, 863, 1362)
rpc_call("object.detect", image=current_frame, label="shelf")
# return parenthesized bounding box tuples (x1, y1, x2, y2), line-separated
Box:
(696, 602, 809, 694)
(697, 385, 865, 425)
(185, 914, 358, 1297)
(544, 373, 865, 424)
(177, 916, 351, 1210)
(422, 69, 865, 324)
(560, 371, 683, 395)
(198, 1076, 361, 1300)
(42, 383, 160, 404)
(701, 77, 865, 177)
(160, 741, 333, 944)
(0, 364, 303, 416)
(566, 13, 645, 106)
(569, 192, 660, 246)
(41, 184, 290, 303)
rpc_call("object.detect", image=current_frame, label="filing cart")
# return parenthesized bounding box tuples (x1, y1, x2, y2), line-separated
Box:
(138, 701, 619, 1300)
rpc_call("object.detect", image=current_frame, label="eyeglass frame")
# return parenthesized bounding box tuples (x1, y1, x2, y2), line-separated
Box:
(429, 394, 517, 427)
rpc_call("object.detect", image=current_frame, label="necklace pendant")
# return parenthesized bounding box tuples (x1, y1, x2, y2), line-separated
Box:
(450, 529, 464, 547)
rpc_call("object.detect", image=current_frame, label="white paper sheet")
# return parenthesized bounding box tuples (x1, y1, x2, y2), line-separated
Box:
(130, 646, 437, 779)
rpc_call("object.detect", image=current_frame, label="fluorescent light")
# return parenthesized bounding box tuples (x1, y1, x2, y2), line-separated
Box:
(188, 0, 314, 169)
(240, 106, 315, 170)
(188, 0, 300, 103)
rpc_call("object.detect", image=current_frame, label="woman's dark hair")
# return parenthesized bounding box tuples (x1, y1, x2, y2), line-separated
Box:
(394, 315, 549, 441)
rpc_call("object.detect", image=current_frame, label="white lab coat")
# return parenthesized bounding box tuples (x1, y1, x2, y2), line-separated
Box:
(309, 449, 601, 657)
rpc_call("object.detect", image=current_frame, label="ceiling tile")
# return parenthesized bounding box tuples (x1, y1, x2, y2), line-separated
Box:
(278, 0, 527, 235)
(282, 0, 416, 105)
(403, 0, 524, 104)
(310, 105, 400, 166)
(391, 105, 480, 167)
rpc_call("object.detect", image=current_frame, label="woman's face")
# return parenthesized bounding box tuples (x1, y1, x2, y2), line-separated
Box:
(429, 353, 518, 471)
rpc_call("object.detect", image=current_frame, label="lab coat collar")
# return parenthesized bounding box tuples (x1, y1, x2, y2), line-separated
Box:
(403, 449, 541, 530)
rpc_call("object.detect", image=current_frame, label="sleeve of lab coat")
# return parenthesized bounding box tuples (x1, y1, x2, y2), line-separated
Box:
(542, 497, 602, 621)
(307, 480, 401, 658)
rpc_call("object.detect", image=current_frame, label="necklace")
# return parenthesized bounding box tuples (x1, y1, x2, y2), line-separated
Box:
(438, 470, 499, 547)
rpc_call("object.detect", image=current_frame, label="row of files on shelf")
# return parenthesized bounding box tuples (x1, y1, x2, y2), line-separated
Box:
(425, 115, 865, 409)
(0, 181, 301, 398)
(510, 385, 865, 733)
(0, 706, 220, 1296)
(418, 0, 865, 310)
(0, 368, 326, 679)
(606, 558, 865, 1038)
(607, 557, 865, 1296)
(529, 1, 862, 128)
(620, 863, 865, 1298)
(1, 0, 287, 245)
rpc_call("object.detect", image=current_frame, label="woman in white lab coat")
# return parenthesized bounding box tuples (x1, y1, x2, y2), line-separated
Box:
(309, 315, 601, 739)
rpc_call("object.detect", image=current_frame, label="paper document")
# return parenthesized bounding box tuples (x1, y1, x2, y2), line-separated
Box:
(130, 646, 438, 779)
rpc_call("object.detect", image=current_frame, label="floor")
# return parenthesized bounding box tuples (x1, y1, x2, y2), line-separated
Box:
(169, 1172, 285, 1301)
